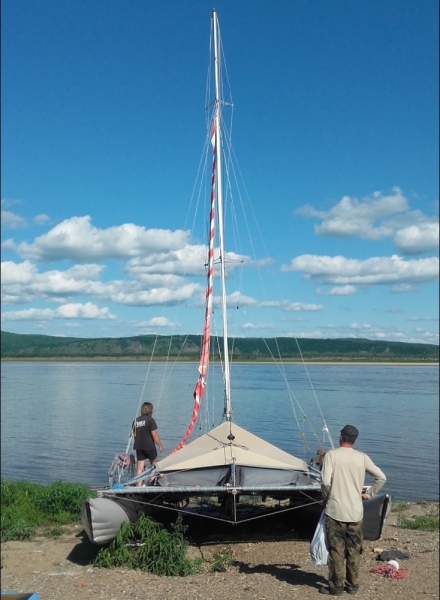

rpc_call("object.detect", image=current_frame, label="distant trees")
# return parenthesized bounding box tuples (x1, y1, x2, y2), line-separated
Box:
(1, 331, 438, 362)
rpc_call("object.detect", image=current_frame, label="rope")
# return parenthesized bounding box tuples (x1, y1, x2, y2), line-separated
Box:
(370, 564, 409, 579)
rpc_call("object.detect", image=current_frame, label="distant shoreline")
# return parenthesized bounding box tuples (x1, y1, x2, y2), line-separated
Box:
(1, 357, 438, 366)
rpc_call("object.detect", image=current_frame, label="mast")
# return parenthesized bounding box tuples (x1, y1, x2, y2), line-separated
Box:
(212, 9, 231, 421)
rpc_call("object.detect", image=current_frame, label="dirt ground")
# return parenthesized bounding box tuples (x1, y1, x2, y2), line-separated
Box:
(1, 502, 438, 600)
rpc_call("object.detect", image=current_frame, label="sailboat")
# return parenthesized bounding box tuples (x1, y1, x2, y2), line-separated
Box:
(81, 10, 389, 545)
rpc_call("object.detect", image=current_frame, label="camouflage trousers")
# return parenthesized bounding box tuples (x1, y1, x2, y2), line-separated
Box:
(325, 515, 363, 592)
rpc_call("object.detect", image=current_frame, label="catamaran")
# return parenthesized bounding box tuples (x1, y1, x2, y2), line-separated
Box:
(81, 9, 389, 546)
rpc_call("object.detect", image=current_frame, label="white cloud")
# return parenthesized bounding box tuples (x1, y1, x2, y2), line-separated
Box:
(225, 291, 258, 308)
(1, 211, 27, 229)
(296, 187, 407, 239)
(1, 260, 37, 284)
(283, 330, 327, 338)
(406, 316, 439, 322)
(1, 302, 116, 321)
(391, 284, 418, 293)
(1, 260, 204, 307)
(279, 317, 306, 323)
(242, 322, 274, 330)
(282, 254, 439, 286)
(3, 216, 190, 262)
(108, 284, 202, 307)
(56, 303, 116, 319)
(418, 331, 439, 345)
(135, 317, 178, 328)
(124, 273, 192, 288)
(295, 187, 439, 255)
(317, 285, 357, 296)
(278, 322, 439, 344)
(345, 321, 439, 344)
(348, 322, 397, 338)
(127, 246, 252, 278)
(259, 300, 283, 308)
(1, 198, 22, 207)
(126, 246, 208, 277)
(282, 302, 324, 312)
(33, 214, 51, 225)
(216, 294, 323, 312)
(1, 261, 106, 304)
(393, 222, 439, 254)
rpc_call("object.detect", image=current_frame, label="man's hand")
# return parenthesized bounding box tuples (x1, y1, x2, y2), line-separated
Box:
(361, 493, 369, 501)
(159, 445, 164, 453)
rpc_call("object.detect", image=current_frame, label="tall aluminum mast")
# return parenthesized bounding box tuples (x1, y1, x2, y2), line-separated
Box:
(212, 9, 231, 421)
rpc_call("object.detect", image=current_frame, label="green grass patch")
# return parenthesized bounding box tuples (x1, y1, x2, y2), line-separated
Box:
(1, 479, 95, 542)
(209, 552, 235, 572)
(93, 514, 236, 576)
(93, 515, 196, 576)
(398, 514, 439, 531)
(42, 526, 66, 538)
(391, 502, 410, 513)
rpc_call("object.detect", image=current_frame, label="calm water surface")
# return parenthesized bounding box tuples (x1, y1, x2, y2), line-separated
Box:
(1, 362, 438, 501)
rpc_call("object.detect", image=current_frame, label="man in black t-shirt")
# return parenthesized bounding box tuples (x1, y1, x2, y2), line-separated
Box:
(132, 402, 164, 486)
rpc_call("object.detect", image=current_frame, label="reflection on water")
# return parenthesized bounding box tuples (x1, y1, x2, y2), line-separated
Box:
(1, 362, 438, 501)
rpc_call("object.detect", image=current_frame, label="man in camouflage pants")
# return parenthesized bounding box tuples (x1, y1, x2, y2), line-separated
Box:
(319, 425, 386, 596)
(325, 517, 363, 593)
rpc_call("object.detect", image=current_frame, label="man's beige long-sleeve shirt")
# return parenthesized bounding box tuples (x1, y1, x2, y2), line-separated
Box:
(321, 446, 386, 523)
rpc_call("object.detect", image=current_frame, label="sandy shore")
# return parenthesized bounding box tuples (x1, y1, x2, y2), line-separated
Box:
(2, 502, 438, 600)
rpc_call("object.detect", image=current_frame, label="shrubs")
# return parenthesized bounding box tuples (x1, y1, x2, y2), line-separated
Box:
(398, 514, 439, 531)
(1, 479, 229, 576)
(391, 501, 410, 513)
(35, 480, 92, 518)
(1, 479, 95, 541)
(395, 503, 439, 531)
(94, 515, 196, 576)
(209, 553, 235, 572)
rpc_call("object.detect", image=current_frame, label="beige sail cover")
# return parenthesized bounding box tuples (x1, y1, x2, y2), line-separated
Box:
(158, 421, 308, 472)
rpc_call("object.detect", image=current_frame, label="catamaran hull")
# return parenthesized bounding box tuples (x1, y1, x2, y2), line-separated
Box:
(81, 488, 390, 546)
(81, 496, 154, 545)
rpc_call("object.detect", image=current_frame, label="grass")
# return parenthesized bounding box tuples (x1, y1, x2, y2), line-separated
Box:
(42, 526, 66, 538)
(209, 553, 236, 572)
(93, 515, 196, 575)
(391, 501, 410, 513)
(391, 499, 439, 531)
(93, 514, 236, 576)
(1, 479, 95, 542)
(1, 479, 234, 576)
(398, 514, 439, 531)
(397, 503, 439, 531)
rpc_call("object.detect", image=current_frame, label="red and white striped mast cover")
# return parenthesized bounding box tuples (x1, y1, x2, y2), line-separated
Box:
(169, 120, 217, 454)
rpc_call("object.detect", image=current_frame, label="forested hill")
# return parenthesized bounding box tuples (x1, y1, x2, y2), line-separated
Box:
(1, 331, 438, 362)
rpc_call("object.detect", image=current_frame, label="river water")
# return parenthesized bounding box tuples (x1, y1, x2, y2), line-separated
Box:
(1, 361, 438, 501)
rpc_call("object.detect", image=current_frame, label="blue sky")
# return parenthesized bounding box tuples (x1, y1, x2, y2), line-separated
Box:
(1, 0, 438, 345)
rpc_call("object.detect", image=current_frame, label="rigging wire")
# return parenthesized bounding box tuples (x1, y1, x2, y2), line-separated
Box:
(215, 94, 334, 454)
(133, 9, 331, 459)
(294, 339, 335, 449)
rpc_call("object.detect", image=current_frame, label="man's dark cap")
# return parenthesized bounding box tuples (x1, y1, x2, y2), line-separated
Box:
(340, 424, 359, 442)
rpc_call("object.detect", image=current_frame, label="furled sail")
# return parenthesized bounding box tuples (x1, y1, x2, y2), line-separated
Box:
(170, 121, 217, 454)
